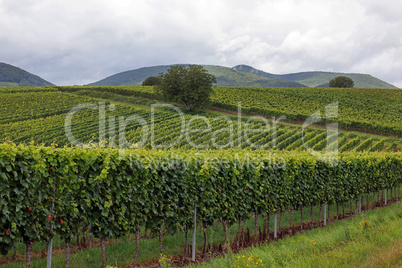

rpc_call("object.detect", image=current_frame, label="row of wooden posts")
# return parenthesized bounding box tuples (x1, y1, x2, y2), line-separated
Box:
(41, 188, 396, 267)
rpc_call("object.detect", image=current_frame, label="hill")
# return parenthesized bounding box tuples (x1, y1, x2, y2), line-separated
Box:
(0, 62, 54, 87)
(233, 65, 397, 89)
(87, 64, 306, 87)
(202, 65, 306, 87)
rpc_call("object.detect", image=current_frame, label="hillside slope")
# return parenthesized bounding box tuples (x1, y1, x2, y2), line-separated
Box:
(88, 64, 306, 87)
(233, 65, 397, 89)
(0, 62, 54, 87)
(1, 86, 400, 149)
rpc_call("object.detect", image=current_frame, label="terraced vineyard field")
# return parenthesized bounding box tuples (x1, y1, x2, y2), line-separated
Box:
(1, 87, 400, 151)
(57, 85, 402, 136)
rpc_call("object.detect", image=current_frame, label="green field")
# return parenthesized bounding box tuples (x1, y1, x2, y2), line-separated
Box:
(0, 86, 401, 151)
(60, 85, 402, 135)
(0, 85, 401, 268)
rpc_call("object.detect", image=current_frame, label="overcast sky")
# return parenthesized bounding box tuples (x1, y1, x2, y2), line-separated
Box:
(1, 0, 402, 87)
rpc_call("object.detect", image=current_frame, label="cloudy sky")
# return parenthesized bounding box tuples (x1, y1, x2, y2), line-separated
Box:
(1, 0, 402, 87)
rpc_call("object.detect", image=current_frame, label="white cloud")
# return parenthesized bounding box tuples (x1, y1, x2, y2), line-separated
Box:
(0, 0, 401, 87)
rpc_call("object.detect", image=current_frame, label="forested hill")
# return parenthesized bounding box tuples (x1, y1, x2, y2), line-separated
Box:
(233, 65, 397, 89)
(0, 62, 54, 87)
(87, 64, 307, 87)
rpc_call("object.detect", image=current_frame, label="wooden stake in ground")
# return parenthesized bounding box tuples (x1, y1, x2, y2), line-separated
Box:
(89, 225, 93, 249)
(319, 202, 322, 226)
(65, 239, 70, 268)
(266, 213, 270, 241)
(289, 208, 294, 234)
(263, 217, 266, 240)
(254, 212, 258, 243)
(192, 204, 197, 262)
(26, 241, 32, 268)
(202, 221, 207, 257)
(132, 223, 140, 268)
(222, 220, 228, 251)
(77, 232, 81, 251)
(237, 217, 242, 250)
(336, 202, 339, 220)
(47, 192, 54, 268)
(101, 238, 106, 268)
(274, 213, 277, 239)
(184, 224, 188, 258)
(385, 189, 388, 206)
(159, 228, 163, 255)
(310, 203, 314, 225)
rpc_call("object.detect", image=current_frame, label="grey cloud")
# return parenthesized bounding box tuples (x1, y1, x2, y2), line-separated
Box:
(0, 0, 401, 87)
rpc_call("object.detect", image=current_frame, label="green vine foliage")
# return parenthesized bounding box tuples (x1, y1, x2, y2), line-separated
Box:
(0, 143, 401, 255)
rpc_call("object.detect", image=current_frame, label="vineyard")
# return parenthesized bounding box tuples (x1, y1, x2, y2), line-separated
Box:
(0, 85, 401, 267)
(0, 144, 401, 267)
(56, 85, 402, 136)
(0, 87, 400, 152)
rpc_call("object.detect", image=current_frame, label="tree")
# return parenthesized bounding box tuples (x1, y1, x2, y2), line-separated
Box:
(142, 76, 161, 86)
(329, 76, 354, 88)
(155, 65, 216, 111)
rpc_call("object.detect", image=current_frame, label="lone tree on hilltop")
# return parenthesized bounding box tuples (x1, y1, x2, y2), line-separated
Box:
(155, 65, 216, 111)
(142, 76, 161, 86)
(329, 76, 354, 88)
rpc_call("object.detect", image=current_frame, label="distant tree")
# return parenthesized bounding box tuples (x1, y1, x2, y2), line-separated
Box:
(329, 76, 354, 88)
(141, 76, 161, 86)
(155, 65, 216, 111)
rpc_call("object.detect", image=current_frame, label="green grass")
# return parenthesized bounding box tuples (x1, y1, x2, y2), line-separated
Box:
(196, 201, 402, 268)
